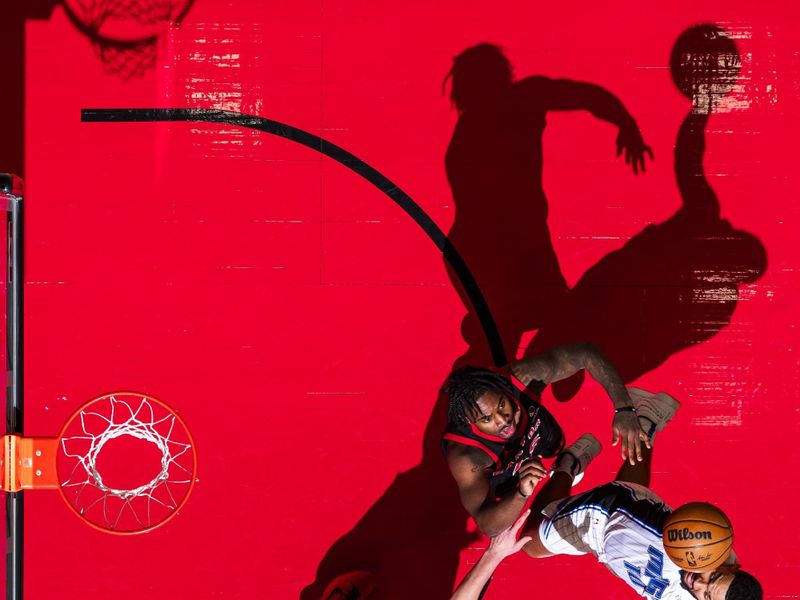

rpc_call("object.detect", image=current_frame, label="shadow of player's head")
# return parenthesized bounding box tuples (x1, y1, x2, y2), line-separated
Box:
(444, 43, 514, 112)
(671, 24, 740, 113)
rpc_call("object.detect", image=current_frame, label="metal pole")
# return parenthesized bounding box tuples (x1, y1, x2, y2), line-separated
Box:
(2, 173, 24, 600)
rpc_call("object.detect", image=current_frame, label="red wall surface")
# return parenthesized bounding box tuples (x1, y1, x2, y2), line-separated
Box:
(2, 1, 798, 598)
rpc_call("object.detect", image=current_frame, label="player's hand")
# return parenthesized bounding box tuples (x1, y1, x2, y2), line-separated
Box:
(612, 410, 651, 465)
(486, 509, 534, 561)
(518, 458, 547, 497)
(616, 125, 654, 175)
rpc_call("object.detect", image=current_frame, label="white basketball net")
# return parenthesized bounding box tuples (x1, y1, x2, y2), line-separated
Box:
(59, 394, 194, 532)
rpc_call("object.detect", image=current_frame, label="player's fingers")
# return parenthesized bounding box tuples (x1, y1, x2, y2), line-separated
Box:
(519, 461, 547, 477)
(619, 433, 629, 461)
(641, 430, 652, 450)
(625, 430, 634, 457)
(633, 431, 643, 462)
(612, 427, 619, 446)
(623, 432, 632, 464)
(628, 432, 638, 465)
(531, 473, 546, 485)
(518, 478, 538, 497)
(521, 472, 545, 488)
(513, 536, 534, 552)
(521, 464, 545, 478)
(523, 457, 545, 469)
(511, 509, 532, 534)
(522, 472, 546, 485)
(525, 461, 547, 475)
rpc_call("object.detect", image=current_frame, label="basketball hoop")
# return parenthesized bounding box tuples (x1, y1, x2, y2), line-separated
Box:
(1, 392, 197, 535)
(61, 0, 195, 79)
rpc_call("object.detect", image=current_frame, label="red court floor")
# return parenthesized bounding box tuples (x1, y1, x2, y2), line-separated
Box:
(2, 1, 798, 598)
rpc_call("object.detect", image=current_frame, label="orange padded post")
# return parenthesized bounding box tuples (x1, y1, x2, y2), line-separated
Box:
(1, 435, 59, 492)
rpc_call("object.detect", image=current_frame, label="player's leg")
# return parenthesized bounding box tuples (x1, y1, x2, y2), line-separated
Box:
(519, 471, 573, 558)
(615, 388, 680, 486)
(521, 433, 601, 558)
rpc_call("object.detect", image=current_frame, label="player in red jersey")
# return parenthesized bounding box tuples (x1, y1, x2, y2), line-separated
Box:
(451, 389, 761, 600)
(442, 342, 654, 537)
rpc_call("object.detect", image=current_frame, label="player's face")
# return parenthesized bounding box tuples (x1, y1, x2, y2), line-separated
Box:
(470, 390, 520, 439)
(679, 566, 736, 600)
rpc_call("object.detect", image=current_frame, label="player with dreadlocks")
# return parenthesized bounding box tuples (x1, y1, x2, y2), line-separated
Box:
(442, 343, 680, 537)
(449, 386, 762, 600)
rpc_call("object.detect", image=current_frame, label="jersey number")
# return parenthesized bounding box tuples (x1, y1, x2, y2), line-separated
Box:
(624, 546, 669, 600)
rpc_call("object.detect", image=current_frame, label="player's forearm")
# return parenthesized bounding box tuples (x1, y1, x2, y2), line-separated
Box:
(450, 551, 503, 600)
(509, 343, 598, 388)
(580, 344, 634, 410)
(573, 82, 637, 129)
(474, 488, 528, 537)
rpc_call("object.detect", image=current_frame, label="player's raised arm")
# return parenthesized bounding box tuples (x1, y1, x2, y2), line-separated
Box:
(450, 510, 533, 600)
(446, 446, 546, 538)
(517, 77, 654, 174)
(509, 343, 649, 464)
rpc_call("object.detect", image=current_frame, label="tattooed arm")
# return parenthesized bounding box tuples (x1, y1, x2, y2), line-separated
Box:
(508, 343, 649, 464)
(509, 343, 631, 407)
(446, 444, 547, 537)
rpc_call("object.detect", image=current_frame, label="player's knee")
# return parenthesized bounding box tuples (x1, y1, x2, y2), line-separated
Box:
(520, 525, 551, 559)
(521, 537, 551, 559)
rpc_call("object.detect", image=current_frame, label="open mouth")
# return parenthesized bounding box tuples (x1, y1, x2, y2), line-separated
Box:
(682, 571, 696, 589)
(500, 423, 516, 438)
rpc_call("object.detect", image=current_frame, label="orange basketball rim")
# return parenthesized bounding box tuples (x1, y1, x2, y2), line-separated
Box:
(0, 391, 198, 535)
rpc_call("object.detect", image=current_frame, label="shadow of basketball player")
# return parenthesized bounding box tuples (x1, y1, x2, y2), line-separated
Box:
(303, 26, 766, 599)
(301, 46, 654, 600)
(525, 24, 767, 392)
(443, 43, 653, 371)
(300, 446, 472, 599)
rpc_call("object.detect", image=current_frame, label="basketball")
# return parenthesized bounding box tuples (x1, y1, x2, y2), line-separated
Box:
(662, 502, 733, 572)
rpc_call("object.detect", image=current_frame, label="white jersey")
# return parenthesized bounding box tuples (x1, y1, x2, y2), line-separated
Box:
(539, 482, 693, 600)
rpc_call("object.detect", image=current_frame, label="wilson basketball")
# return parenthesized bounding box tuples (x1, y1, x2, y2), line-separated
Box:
(662, 502, 733, 572)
